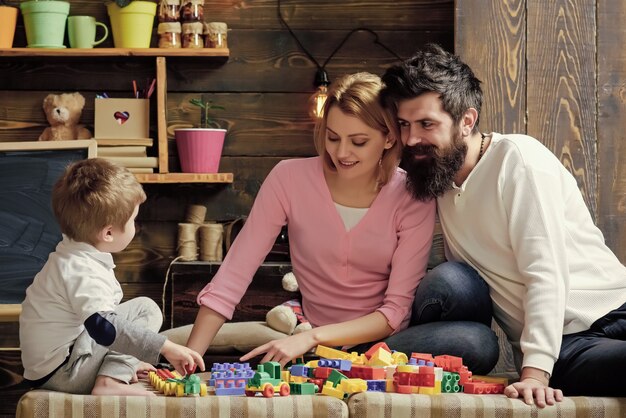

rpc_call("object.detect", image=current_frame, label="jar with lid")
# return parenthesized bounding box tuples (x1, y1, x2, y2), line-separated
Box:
(203, 22, 228, 48)
(158, 22, 182, 48)
(180, 0, 204, 22)
(182, 21, 204, 48)
(158, 0, 180, 22)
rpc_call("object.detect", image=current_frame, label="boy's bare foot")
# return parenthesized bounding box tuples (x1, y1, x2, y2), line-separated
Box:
(92, 375, 156, 397)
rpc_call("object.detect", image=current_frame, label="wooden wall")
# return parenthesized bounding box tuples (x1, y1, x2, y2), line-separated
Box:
(456, 0, 626, 262)
(0, 0, 453, 325)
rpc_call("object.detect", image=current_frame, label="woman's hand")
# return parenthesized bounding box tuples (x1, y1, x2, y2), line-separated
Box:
(240, 332, 317, 368)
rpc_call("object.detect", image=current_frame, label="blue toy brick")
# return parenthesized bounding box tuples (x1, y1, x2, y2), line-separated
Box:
(214, 379, 248, 396)
(366, 380, 386, 392)
(290, 365, 309, 377)
(318, 358, 352, 371)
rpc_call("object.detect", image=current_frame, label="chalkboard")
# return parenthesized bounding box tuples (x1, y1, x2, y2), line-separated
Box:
(0, 140, 96, 303)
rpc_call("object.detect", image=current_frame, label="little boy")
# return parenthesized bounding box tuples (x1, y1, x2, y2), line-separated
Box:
(19, 158, 204, 396)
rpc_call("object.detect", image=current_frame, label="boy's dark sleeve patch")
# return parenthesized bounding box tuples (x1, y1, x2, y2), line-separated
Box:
(84, 312, 116, 346)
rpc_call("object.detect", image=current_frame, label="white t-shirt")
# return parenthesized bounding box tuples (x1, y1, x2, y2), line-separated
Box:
(438, 133, 626, 375)
(334, 202, 368, 231)
(20, 235, 122, 380)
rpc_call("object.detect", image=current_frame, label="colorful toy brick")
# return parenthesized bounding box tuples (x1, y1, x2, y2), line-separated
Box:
(441, 372, 461, 393)
(149, 369, 208, 397)
(209, 362, 254, 396)
(245, 361, 290, 398)
(463, 381, 505, 394)
(317, 358, 352, 371)
(289, 382, 318, 395)
(346, 365, 386, 380)
(366, 380, 387, 392)
(364, 342, 391, 359)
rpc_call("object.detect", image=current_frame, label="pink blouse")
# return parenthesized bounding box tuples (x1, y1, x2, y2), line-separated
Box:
(197, 157, 436, 331)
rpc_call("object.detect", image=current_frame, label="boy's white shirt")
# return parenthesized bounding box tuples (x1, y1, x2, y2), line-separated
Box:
(20, 235, 122, 380)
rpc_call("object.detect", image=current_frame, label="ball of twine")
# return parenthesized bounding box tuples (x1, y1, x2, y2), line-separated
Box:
(199, 223, 224, 262)
(177, 222, 200, 261)
(185, 204, 207, 224)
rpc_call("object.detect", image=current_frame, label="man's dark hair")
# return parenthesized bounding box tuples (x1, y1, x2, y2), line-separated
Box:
(381, 43, 483, 130)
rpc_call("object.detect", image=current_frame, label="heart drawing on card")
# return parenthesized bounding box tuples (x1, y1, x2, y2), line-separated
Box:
(114, 111, 130, 125)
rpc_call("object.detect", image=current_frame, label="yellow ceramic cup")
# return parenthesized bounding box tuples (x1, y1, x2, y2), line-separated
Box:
(0, 6, 19, 48)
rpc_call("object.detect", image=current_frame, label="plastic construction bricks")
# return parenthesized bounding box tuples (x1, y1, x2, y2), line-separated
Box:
(209, 362, 254, 396)
(245, 361, 291, 398)
(148, 369, 208, 397)
(162, 345, 509, 398)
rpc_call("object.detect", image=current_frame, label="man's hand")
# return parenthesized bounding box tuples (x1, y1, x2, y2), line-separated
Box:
(160, 339, 206, 376)
(504, 367, 563, 408)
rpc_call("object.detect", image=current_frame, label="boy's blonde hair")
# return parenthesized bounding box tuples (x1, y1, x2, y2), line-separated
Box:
(52, 158, 146, 243)
(313, 72, 402, 188)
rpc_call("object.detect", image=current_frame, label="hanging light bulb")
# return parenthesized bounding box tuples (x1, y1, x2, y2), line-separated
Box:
(309, 68, 330, 119)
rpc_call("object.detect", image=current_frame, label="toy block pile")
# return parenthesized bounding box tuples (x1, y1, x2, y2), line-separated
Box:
(280, 343, 505, 398)
(149, 343, 506, 398)
(148, 369, 208, 397)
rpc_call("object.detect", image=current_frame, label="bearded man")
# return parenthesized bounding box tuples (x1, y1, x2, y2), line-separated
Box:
(381, 43, 626, 405)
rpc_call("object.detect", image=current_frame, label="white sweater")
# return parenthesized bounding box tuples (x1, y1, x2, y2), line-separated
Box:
(438, 133, 626, 375)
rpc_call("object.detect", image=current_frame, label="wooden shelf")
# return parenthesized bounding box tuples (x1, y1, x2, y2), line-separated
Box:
(0, 48, 232, 183)
(0, 304, 21, 323)
(135, 172, 233, 183)
(0, 48, 229, 57)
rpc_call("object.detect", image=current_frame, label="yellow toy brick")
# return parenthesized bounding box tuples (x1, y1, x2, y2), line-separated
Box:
(472, 375, 509, 385)
(322, 381, 345, 399)
(369, 347, 393, 367)
(340, 378, 367, 394)
(391, 351, 408, 365)
(386, 379, 395, 392)
(315, 345, 352, 360)
(397, 364, 418, 373)
(306, 360, 320, 368)
(418, 386, 437, 395)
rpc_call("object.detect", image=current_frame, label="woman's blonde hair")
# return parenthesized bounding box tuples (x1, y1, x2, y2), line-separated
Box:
(52, 158, 146, 243)
(313, 72, 401, 188)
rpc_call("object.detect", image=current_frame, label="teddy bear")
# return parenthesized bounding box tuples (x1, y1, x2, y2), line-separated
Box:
(39, 92, 92, 141)
(266, 272, 313, 335)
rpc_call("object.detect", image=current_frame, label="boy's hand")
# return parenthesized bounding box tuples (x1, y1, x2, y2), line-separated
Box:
(160, 339, 205, 376)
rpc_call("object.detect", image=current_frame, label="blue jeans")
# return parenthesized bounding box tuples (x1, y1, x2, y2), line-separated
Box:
(354, 262, 499, 375)
(550, 301, 626, 396)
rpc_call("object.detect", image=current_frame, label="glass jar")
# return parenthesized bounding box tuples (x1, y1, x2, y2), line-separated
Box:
(182, 21, 204, 48)
(158, 0, 180, 22)
(203, 22, 228, 48)
(158, 22, 182, 48)
(180, 0, 204, 22)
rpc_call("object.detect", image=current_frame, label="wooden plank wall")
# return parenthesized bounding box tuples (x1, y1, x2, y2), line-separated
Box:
(457, 1, 626, 261)
(0, 0, 454, 321)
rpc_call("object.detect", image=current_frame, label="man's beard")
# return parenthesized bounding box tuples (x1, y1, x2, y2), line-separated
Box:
(401, 134, 467, 201)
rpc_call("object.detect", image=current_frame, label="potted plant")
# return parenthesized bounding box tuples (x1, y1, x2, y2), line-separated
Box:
(20, 0, 71, 48)
(175, 97, 227, 173)
(106, 0, 157, 48)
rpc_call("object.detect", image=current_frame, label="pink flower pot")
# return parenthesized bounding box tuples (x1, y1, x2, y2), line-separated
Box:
(175, 128, 226, 173)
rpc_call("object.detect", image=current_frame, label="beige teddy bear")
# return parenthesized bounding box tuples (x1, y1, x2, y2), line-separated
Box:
(266, 272, 313, 335)
(39, 92, 92, 141)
